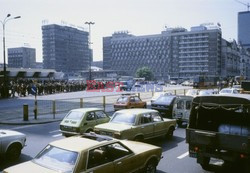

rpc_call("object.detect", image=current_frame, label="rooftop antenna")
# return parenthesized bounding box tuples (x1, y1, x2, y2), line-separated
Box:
(235, 0, 250, 11)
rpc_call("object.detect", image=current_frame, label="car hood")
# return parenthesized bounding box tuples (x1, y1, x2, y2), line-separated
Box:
(0, 129, 25, 138)
(95, 122, 132, 132)
(3, 161, 57, 173)
(60, 119, 81, 127)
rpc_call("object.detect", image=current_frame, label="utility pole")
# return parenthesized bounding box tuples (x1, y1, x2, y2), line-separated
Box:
(1, 14, 21, 98)
(85, 21, 95, 81)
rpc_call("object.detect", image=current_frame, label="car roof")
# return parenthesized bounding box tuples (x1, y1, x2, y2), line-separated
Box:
(50, 134, 115, 152)
(115, 108, 158, 114)
(70, 108, 103, 112)
(193, 94, 250, 104)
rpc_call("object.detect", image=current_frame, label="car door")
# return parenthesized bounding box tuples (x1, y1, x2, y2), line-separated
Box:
(134, 96, 144, 108)
(151, 112, 166, 137)
(138, 113, 154, 139)
(183, 100, 192, 122)
(108, 142, 139, 173)
(84, 146, 115, 173)
(129, 96, 137, 108)
(95, 110, 110, 125)
(83, 111, 97, 132)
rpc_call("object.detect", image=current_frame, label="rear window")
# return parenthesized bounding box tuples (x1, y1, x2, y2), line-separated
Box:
(66, 111, 84, 120)
(111, 112, 136, 125)
(156, 96, 175, 104)
(117, 97, 128, 103)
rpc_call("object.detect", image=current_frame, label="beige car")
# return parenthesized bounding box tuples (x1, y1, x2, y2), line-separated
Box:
(3, 133, 162, 173)
(94, 109, 176, 141)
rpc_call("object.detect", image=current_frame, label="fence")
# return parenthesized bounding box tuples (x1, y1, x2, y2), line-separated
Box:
(0, 88, 190, 121)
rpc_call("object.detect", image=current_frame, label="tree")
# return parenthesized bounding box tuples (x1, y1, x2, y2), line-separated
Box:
(136, 67, 154, 81)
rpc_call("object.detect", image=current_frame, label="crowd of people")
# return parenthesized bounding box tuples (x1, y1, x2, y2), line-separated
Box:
(0, 79, 87, 99)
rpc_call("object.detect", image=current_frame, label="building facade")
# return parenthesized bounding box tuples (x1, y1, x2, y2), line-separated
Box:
(238, 11, 250, 50)
(103, 24, 222, 80)
(8, 47, 36, 68)
(42, 24, 90, 74)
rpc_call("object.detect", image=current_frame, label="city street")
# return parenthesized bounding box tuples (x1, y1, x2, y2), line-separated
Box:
(1, 122, 244, 173)
(0, 85, 246, 173)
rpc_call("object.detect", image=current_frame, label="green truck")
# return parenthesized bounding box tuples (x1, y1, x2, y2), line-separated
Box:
(186, 94, 250, 172)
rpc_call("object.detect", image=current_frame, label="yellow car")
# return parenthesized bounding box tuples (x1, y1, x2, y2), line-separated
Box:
(3, 133, 162, 173)
(60, 108, 110, 137)
(94, 109, 176, 141)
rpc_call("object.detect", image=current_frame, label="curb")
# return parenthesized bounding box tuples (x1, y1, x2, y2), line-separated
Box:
(0, 119, 62, 125)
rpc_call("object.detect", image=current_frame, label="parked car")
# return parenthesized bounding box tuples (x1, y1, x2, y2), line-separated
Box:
(198, 89, 218, 96)
(119, 80, 133, 91)
(185, 89, 199, 97)
(114, 94, 147, 111)
(151, 95, 177, 118)
(94, 109, 176, 141)
(219, 87, 239, 94)
(4, 133, 162, 173)
(60, 108, 110, 137)
(0, 129, 26, 160)
(170, 81, 177, 85)
(151, 92, 173, 104)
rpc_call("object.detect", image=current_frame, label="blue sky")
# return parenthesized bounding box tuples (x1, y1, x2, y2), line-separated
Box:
(0, 0, 248, 63)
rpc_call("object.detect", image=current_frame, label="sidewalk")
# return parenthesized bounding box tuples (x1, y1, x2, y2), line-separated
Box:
(0, 113, 66, 125)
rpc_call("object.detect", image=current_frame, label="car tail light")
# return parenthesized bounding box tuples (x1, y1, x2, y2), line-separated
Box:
(113, 133, 121, 139)
(194, 146, 199, 152)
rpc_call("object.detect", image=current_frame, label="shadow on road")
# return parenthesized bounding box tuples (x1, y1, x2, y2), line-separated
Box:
(0, 154, 32, 171)
(146, 135, 186, 152)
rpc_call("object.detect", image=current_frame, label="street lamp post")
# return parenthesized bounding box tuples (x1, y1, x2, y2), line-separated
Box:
(85, 21, 94, 81)
(1, 14, 21, 98)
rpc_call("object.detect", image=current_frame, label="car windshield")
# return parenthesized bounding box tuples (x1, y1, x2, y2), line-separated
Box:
(220, 89, 232, 93)
(155, 96, 175, 104)
(33, 145, 78, 173)
(117, 97, 128, 103)
(111, 112, 136, 125)
(66, 111, 84, 120)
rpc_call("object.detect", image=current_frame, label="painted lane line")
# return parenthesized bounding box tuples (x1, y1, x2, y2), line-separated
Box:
(177, 152, 189, 159)
(49, 130, 60, 133)
(52, 134, 62, 137)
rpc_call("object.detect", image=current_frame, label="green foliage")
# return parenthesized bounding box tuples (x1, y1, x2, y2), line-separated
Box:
(135, 67, 154, 80)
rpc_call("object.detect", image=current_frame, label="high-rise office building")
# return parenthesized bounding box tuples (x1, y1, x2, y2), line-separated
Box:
(103, 24, 222, 80)
(42, 24, 90, 74)
(8, 47, 36, 68)
(238, 11, 250, 50)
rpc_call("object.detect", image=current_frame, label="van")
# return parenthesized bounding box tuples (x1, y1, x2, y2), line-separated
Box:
(172, 96, 193, 126)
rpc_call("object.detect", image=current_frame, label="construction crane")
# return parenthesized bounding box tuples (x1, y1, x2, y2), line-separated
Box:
(235, 0, 250, 11)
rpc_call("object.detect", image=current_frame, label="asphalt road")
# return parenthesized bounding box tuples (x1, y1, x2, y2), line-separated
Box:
(0, 85, 246, 173)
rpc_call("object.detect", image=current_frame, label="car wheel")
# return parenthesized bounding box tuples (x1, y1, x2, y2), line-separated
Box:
(85, 129, 93, 133)
(177, 121, 182, 127)
(6, 144, 21, 161)
(166, 126, 174, 139)
(200, 157, 210, 171)
(143, 104, 147, 108)
(134, 135, 144, 142)
(143, 160, 157, 173)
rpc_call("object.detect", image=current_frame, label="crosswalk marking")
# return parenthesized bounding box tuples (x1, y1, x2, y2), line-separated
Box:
(177, 152, 189, 159)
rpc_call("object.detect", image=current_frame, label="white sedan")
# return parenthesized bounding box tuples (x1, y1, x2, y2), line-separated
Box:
(0, 129, 26, 160)
(219, 88, 239, 94)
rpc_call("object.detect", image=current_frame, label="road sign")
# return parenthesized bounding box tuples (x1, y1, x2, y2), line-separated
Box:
(31, 86, 37, 95)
